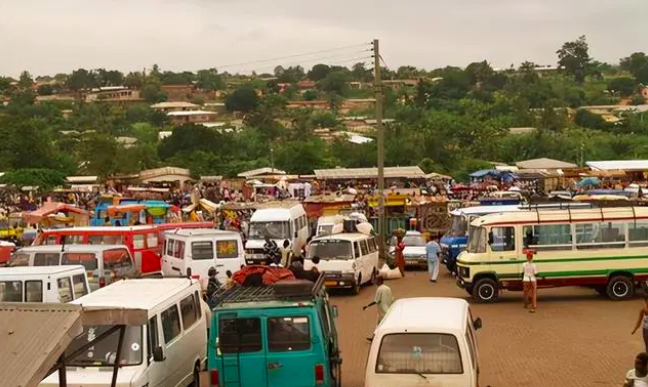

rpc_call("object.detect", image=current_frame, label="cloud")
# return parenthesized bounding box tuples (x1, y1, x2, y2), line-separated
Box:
(0, 0, 646, 76)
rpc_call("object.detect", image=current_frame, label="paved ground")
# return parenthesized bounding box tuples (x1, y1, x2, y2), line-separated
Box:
(333, 267, 645, 387)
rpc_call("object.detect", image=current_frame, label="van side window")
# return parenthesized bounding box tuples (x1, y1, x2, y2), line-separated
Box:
(267, 316, 311, 352)
(360, 240, 369, 256)
(465, 323, 477, 370)
(133, 234, 146, 249)
(0, 281, 23, 302)
(25, 280, 43, 302)
(148, 315, 159, 363)
(173, 241, 185, 259)
(353, 242, 361, 259)
(72, 274, 89, 298)
(166, 239, 175, 256)
(489, 227, 515, 252)
(57, 277, 73, 302)
(216, 240, 239, 259)
(180, 294, 198, 330)
(62, 253, 98, 271)
(161, 305, 182, 343)
(219, 318, 262, 353)
(34, 253, 60, 266)
(376, 333, 463, 374)
(192, 241, 214, 260)
(194, 291, 202, 318)
(147, 233, 158, 248)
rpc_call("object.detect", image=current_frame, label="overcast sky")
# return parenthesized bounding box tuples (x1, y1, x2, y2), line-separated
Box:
(0, 0, 646, 77)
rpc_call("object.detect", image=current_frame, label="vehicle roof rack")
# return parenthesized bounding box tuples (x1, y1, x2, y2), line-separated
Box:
(210, 272, 326, 306)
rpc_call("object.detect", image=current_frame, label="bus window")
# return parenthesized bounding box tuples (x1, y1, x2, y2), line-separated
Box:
(522, 224, 572, 251)
(489, 227, 515, 252)
(133, 234, 145, 249)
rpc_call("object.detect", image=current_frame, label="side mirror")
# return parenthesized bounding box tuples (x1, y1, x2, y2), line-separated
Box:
(332, 305, 339, 318)
(152, 346, 165, 362)
(473, 317, 483, 331)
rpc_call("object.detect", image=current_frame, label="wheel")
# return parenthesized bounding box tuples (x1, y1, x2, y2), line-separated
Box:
(370, 269, 377, 285)
(352, 275, 361, 295)
(606, 275, 634, 300)
(190, 362, 200, 387)
(472, 278, 499, 303)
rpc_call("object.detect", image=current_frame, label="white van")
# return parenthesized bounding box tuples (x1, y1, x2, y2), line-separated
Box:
(162, 229, 245, 286)
(40, 278, 208, 387)
(0, 265, 90, 303)
(316, 215, 345, 237)
(304, 233, 379, 294)
(9, 244, 137, 290)
(365, 297, 483, 387)
(245, 203, 309, 264)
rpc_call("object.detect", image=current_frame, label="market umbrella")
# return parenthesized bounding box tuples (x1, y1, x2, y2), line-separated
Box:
(577, 177, 600, 187)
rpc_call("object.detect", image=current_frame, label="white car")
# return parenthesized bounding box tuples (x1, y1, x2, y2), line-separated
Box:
(389, 231, 428, 268)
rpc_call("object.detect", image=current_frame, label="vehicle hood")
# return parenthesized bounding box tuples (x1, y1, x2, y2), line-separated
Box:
(305, 259, 354, 273)
(40, 367, 141, 387)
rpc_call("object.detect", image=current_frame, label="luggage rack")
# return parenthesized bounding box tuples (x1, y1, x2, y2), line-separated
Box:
(210, 272, 326, 305)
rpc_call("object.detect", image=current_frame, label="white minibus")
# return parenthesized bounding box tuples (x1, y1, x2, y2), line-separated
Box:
(0, 265, 90, 303)
(162, 229, 245, 286)
(39, 278, 208, 387)
(305, 232, 379, 294)
(9, 244, 137, 290)
(244, 203, 309, 264)
(365, 297, 483, 387)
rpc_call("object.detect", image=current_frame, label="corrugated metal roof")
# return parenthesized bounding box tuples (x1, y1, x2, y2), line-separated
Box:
(0, 302, 84, 387)
(238, 168, 286, 178)
(139, 166, 191, 180)
(587, 160, 648, 171)
(314, 166, 425, 180)
(515, 158, 577, 170)
(65, 175, 98, 183)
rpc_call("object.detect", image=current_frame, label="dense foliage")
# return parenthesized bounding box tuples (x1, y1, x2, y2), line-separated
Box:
(1, 36, 648, 184)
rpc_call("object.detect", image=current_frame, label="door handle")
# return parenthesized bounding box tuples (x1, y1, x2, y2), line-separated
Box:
(172, 267, 181, 272)
(216, 264, 225, 267)
(267, 362, 282, 370)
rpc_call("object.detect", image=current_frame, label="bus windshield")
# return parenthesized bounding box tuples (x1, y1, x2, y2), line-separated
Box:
(449, 215, 468, 237)
(248, 221, 291, 240)
(307, 240, 353, 260)
(467, 226, 487, 253)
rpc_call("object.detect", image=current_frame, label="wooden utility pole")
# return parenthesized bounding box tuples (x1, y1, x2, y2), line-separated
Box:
(373, 39, 386, 259)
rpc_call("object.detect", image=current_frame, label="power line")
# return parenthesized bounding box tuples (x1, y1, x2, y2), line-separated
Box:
(215, 43, 372, 70)
(232, 53, 373, 74)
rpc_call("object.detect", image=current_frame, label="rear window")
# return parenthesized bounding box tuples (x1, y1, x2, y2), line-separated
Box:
(9, 253, 30, 266)
(133, 234, 145, 249)
(72, 274, 89, 298)
(376, 333, 463, 375)
(26, 281, 43, 302)
(219, 317, 262, 353)
(34, 253, 60, 266)
(62, 253, 98, 271)
(88, 234, 124, 245)
(191, 241, 214, 260)
(268, 316, 310, 352)
(216, 240, 239, 259)
(103, 249, 134, 272)
(0, 281, 23, 302)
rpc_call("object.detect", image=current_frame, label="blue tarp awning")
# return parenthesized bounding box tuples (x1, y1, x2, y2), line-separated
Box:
(470, 169, 498, 178)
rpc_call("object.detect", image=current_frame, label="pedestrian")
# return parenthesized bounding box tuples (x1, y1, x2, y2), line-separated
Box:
(206, 267, 221, 300)
(631, 297, 648, 352)
(624, 352, 648, 387)
(363, 276, 393, 341)
(426, 234, 441, 283)
(394, 233, 406, 277)
(280, 239, 291, 266)
(263, 236, 280, 265)
(522, 251, 538, 313)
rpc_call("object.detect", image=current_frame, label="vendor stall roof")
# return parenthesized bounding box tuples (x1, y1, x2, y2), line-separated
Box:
(515, 158, 577, 170)
(238, 167, 287, 178)
(587, 160, 648, 171)
(65, 175, 98, 184)
(314, 166, 425, 180)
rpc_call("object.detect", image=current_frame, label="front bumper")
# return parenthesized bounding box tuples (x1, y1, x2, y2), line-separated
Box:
(323, 272, 357, 289)
(404, 256, 427, 266)
(245, 253, 266, 265)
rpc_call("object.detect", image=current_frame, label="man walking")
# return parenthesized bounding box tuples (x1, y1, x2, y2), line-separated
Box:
(363, 276, 393, 341)
(426, 234, 441, 283)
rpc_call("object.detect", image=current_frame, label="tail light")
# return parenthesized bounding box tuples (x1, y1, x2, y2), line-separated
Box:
(191, 274, 200, 279)
(210, 369, 219, 387)
(314, 364, 324, 385)
(99, 277, 106, 288)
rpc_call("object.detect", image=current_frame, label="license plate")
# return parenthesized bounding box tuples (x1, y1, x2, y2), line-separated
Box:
(325, 281, 337, 287)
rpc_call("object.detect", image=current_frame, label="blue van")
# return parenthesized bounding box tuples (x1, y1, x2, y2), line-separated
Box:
(207, 274, 342, 387)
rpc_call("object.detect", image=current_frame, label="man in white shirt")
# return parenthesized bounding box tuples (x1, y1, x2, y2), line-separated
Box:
(522, 252, 538, 313)
(363, 276, 393, 342)
(625, 352, 648, 387)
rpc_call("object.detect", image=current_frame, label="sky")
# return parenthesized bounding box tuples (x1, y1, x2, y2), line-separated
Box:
(0, 0, 647, 77)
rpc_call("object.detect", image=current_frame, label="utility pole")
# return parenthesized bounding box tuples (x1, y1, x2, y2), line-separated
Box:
(270, 147, 275, 172)
(373, 39, 386, 259)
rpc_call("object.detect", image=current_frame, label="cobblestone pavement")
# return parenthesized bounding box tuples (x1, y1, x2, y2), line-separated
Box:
(333, 267, 644, 387)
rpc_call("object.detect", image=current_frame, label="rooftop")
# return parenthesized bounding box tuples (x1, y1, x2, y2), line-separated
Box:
(139, 166, 191, 180)
(0, 265, 87, 277)
(587, 160, 648, 171)
(167, 110, 218, 117)
(515, 158, 577, 170)
(378, 298, 468, 332)
(238, 167, 287, 178)
(314, 166, 425, 180)
(151, 101, 200, 109)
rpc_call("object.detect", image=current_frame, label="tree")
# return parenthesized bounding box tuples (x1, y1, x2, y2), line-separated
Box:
(0, 169, 66, 190)
(464, 61, 494, 86)
(556, 36, 591, 84)
(225, 86, 260, 113)
(141, 84, 167, 103)
(0, 77, 12, 93)
(196, 68, 225, 91)
(620, 52, 648, 84)
(351, 62, 372, 82)
(307, 64, 331, 81)
(124, 71, 145, 89)
(607, 77, 637, 98)
(17, 71, 33, 89)
(318, 71, 350, 95)
(37, 84, 54, 96)
(67, 68, 97, 91)
(96, 69, 124, 86)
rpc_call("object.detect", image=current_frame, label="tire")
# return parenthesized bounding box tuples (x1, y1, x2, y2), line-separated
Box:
(190, 363, 200, 387)
(472, 278, 499, 303)
(606, 275, 634, 300)
(352, 275, 361, 295)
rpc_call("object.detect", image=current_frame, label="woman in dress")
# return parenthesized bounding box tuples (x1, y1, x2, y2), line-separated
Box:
(395, 233, 406, 277)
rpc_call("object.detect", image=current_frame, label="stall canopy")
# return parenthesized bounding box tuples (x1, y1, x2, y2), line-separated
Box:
(516, 158, 577, 170)
(22, 202, 88, 224)
(469, 169, 498, 178)
(587, 160, 648, 172)
(314, 166, 425, 180)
